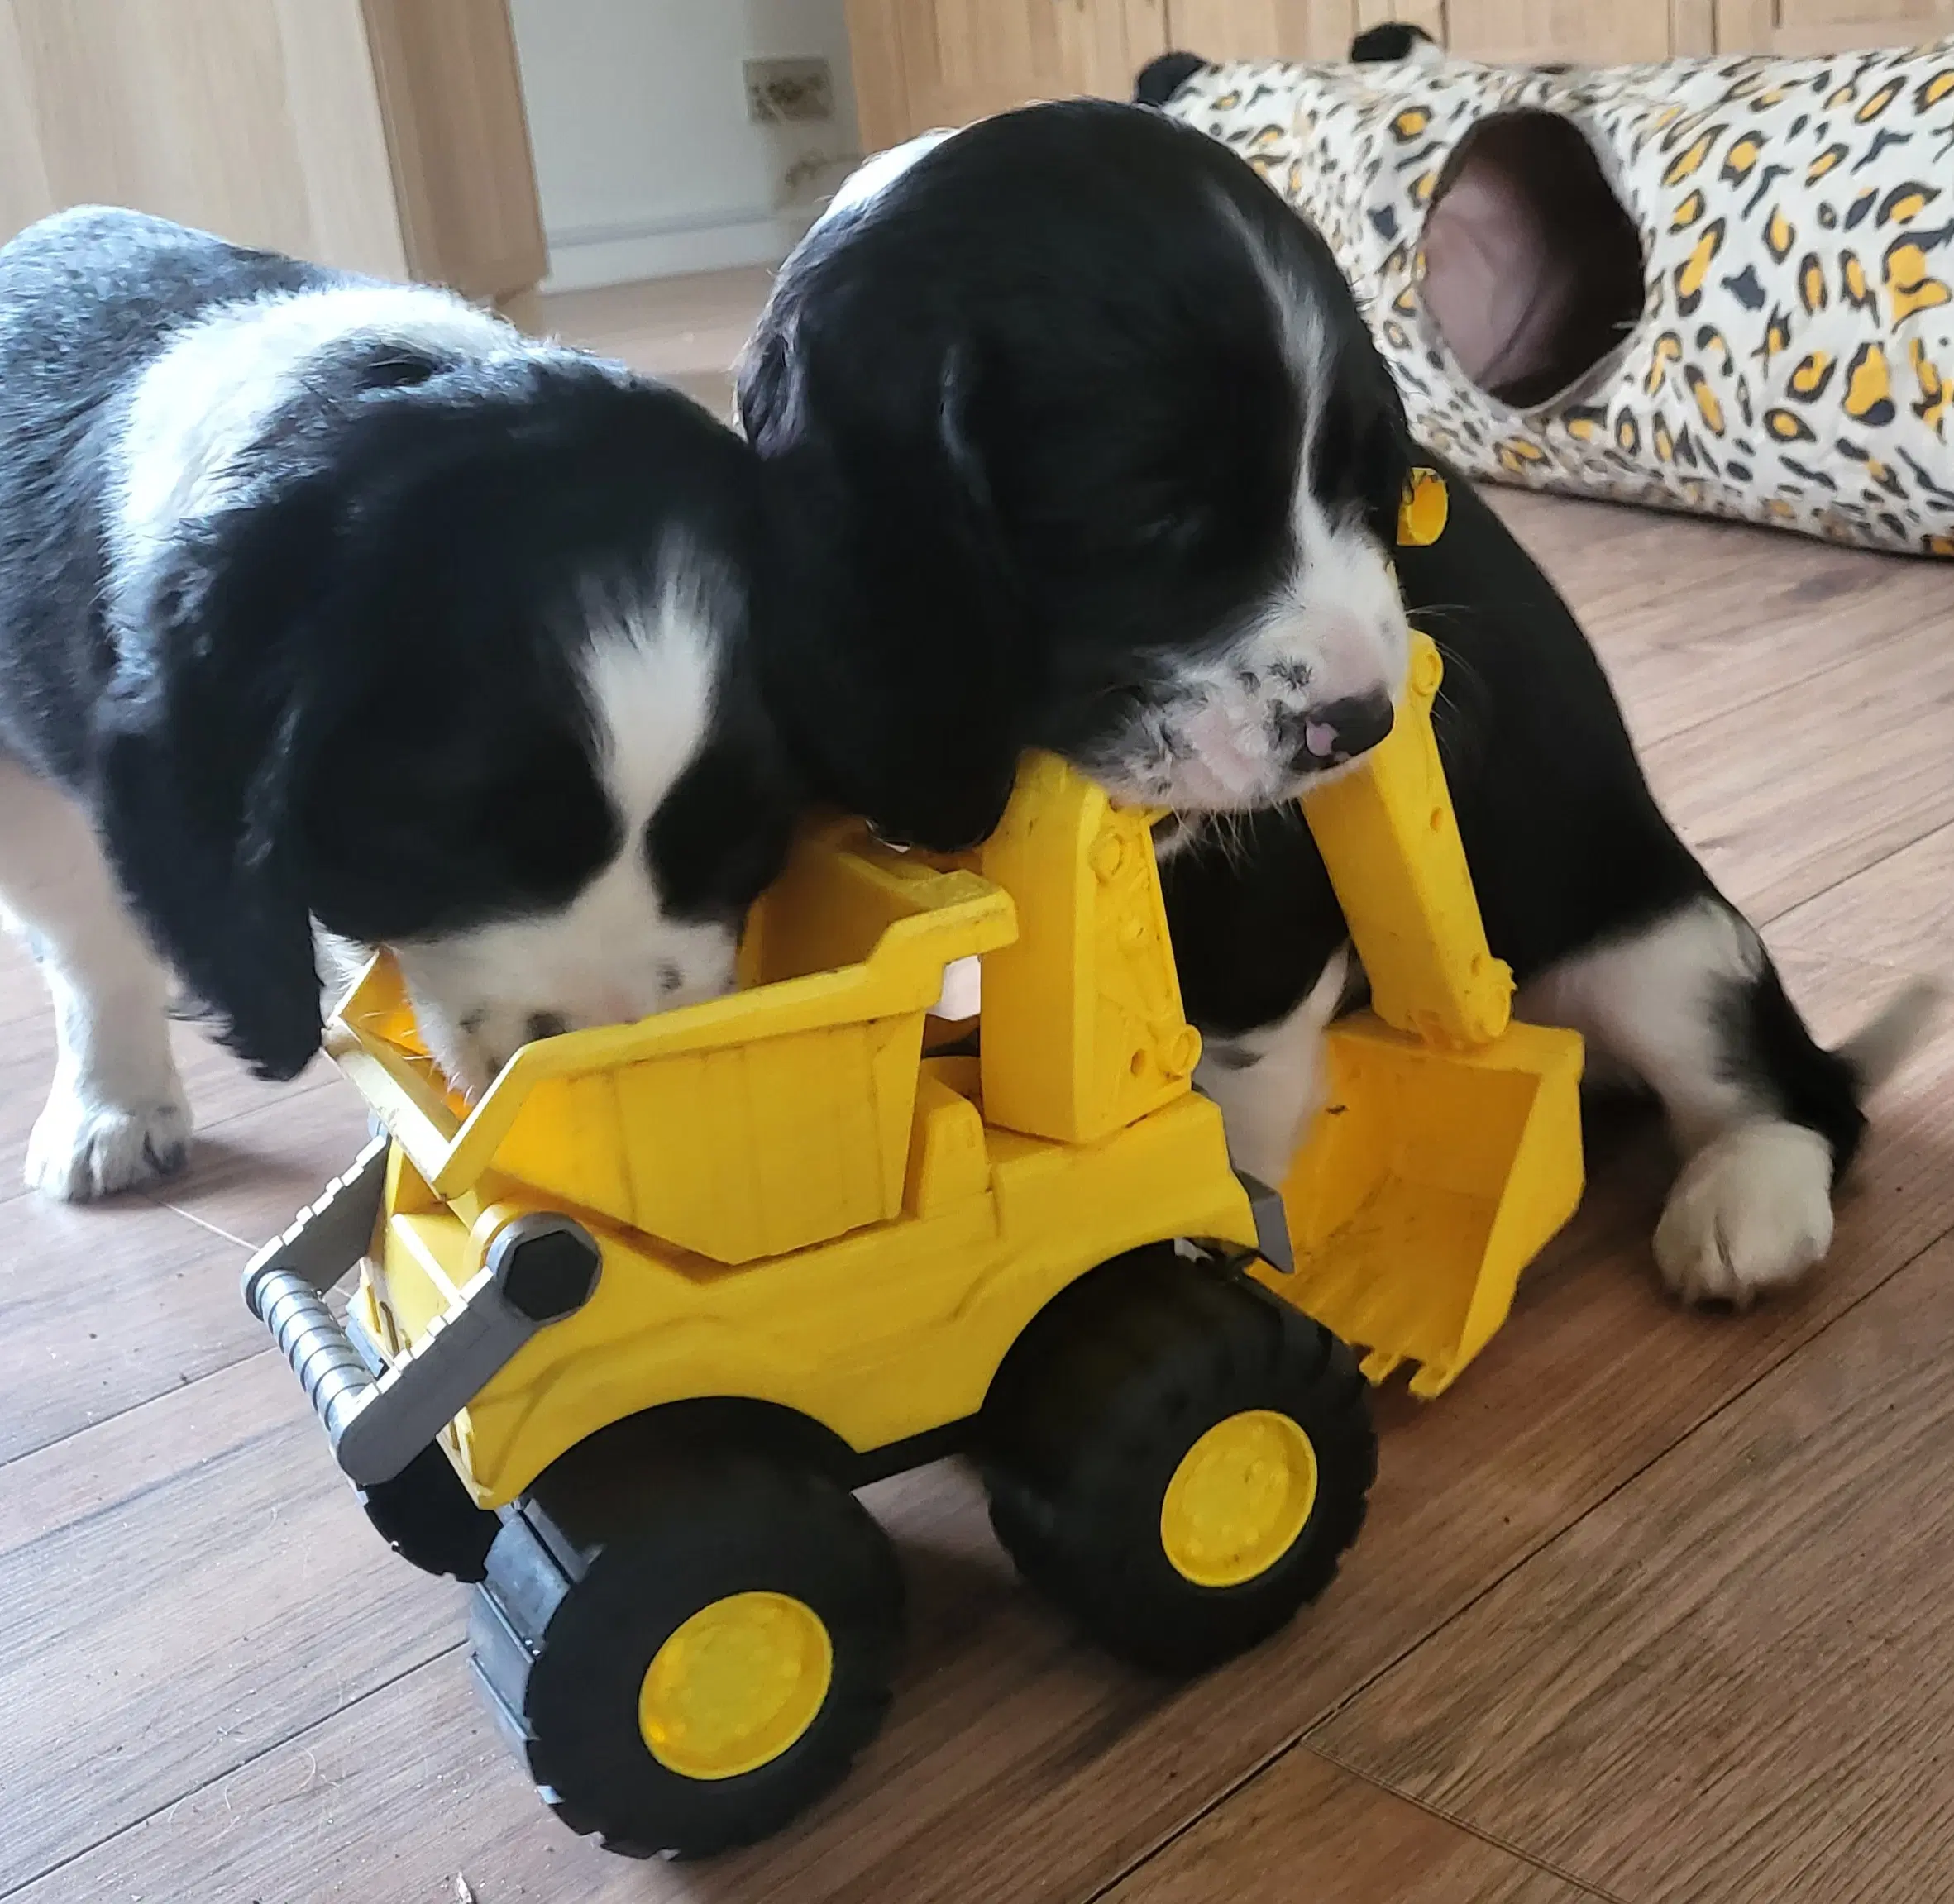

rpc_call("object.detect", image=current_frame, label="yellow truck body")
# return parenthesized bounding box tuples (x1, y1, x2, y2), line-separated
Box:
(328, 631, 1583, 1506)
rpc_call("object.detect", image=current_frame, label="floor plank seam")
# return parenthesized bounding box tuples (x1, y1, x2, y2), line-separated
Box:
(1617, 617, 1923, 753)
(1630, 611, 1937, 755)
(0, 1342, 284, 1486)
(0, 1105, 365, 1482)
(0, 1641, 471, 1902)
(150, 1195, 260, 1251)
(1311, 1222, 1954, 1725)
(1305, 1740, 1636, 1904)
(1757, 814, 1954, 932)
(1076, 1732, 1632, 1904)
(0, 1410, 291, 1561)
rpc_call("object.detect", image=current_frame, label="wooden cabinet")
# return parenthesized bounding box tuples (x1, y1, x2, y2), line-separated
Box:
(0, 0, 545, 304)
(1718, 0, 1954, 52)
(848, 0, 1171, 151)
(848, 0, 1954, 147)
(1440, 1, 1675, 62)
(1166, 0, 1361, 59)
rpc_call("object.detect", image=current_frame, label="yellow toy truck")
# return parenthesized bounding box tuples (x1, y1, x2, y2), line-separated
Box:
(248, 603, 1584, 1859)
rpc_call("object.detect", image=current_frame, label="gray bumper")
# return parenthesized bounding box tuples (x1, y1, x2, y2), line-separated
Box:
(241, 1138, 600, 1486)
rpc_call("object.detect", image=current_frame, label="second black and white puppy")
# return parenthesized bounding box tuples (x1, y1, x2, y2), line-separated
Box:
(739, 101, 1931, 1309)
(739, 107, 1410, 854)
(0, 208, 796, 1200)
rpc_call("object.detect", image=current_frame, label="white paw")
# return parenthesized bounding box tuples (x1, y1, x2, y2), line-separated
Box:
(26, 1086, 193, 1201)
(1653, 1120, 1835, 1308)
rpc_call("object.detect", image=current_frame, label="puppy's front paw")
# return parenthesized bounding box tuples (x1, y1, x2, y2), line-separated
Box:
(1653, 1120, 1834, 1308)
(26, 1086, 193, 1201)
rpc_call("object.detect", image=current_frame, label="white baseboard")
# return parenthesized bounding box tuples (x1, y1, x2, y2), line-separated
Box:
(541, 204, 818, 290)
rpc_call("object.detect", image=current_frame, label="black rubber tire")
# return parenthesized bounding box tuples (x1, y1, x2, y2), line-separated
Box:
(980, 1250, 1375, 1675)
(470, 1438, 903, 1859)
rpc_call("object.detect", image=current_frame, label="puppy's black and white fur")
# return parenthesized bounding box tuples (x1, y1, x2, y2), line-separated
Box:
(0, 208, 795, 1200)
(740, 107, 1408, 854)
(740, 100, 1932, 1309)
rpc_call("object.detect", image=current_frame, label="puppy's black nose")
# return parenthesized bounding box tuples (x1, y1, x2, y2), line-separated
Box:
(1296, 692, 1396, 770)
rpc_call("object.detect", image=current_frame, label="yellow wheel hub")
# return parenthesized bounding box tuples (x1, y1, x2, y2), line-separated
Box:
(638, 1591, 833, 1781)
(1160, 1409, 1318, 1588)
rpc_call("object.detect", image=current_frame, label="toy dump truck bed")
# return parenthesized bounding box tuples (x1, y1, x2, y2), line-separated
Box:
(327, 837, 1016, 1265)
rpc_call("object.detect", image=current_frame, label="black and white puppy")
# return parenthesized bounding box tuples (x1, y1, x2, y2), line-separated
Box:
(0, 208, 795, 1200)
(739, 101, 1931, 1309)
(739, 105, 1408, 854)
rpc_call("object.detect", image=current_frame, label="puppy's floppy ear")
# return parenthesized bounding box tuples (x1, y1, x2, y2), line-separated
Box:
(754, 331, 1030, 853)
(93, 494, 336, 1081)
(887, 341, 1030, 848)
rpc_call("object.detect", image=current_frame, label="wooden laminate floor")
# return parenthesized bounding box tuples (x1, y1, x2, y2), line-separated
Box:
(2, 273, 1951, 1904)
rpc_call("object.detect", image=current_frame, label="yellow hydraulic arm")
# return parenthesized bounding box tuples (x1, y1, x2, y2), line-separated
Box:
(1274, 623, 1587, 1396)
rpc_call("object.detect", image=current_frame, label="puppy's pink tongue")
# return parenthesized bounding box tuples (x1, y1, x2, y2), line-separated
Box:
(1304, 719, 1338, 760)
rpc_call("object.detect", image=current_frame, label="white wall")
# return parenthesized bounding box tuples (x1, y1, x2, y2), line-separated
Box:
(510, 0, 864, 289)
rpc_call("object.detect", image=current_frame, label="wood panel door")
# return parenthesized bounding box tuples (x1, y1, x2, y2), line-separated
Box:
(0, 0, 406, 273)
(1168, 0, 1363, 59)
(0, 0, 544, 298)
(1438, 1, 1677, 62)
(1715, 0, 1954, 52)
(847, 0, 1169, 151)
(361, 0, 546, 301)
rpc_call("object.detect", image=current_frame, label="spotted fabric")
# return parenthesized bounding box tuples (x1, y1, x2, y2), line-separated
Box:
(1166, 41, 1954, 556)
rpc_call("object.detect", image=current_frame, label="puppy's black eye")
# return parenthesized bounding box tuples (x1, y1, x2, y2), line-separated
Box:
(351, 347, 445, 393)
(1315, 403, 1408, 546)
(1313, 402, 1358, 500)
(1137, 508, 1211, 554)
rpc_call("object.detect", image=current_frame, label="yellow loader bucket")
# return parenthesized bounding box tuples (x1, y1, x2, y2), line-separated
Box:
(1278, 1014, 1583, 1397)
(1269, 628, 1585, 1397)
